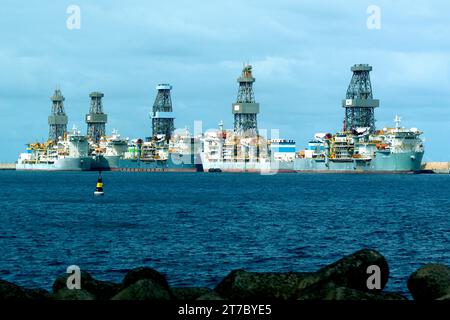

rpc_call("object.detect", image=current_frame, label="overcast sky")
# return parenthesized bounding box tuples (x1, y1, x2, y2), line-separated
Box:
(1, 0, 449, 161)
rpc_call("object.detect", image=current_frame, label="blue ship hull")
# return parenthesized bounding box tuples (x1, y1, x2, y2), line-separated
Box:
(92, 154, 203, 172)
(294, 151, 424, 173)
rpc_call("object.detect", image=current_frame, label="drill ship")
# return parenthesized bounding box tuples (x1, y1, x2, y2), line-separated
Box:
(85, 84, 202, 172)
(294, 64, 424, 173)
(16, 63, 424, 173)
(89, 84, 202, 172)
(200, 64, 296, 173)
(16, 87, 202, 172)
(16, 90, 91, 171)
(16, 126, 91, 171)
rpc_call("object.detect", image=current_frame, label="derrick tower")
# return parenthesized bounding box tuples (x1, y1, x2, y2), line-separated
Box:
(48, 88, 68, 142)
(232, 64, 260, 136)
(342, 64, 379, 133)
(86, 91, 107, 143)
(151, 84, 175, 140)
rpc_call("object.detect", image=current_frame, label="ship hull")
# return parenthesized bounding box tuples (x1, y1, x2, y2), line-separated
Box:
(200, 154, 296, 173)
(111, 153, 203, 172)
(294, 151, 424, 173)
(90, 155, 121, 171)
(15, 157, 92, 171)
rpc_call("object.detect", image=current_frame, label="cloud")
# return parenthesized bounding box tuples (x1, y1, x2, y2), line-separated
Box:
(0, 0, 449, 161)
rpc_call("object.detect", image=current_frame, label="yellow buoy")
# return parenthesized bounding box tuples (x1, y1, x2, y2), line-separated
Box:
(94, 171, 104, 196)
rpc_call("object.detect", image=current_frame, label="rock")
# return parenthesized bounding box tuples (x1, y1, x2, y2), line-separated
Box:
(215, 270, 313, 300)
(112, 279, 171, 300)
(215, 249, 389, 300)
(52, 270, 120, 300)
(297, 282, 392, 300)
(197, 292, 224, 300)
(52, 288, 95, 300)
(0, 279, 31, 300)
(307, 248, 390, 293)
(23, 288, 51, 300)
(172, 287, 216, 300)
(122, 267, 170, 290)
(437, 293, 450, 300)
(52, 270, 95, 293)
(88, 280, 121, 300)
(408, 264, 450, 300)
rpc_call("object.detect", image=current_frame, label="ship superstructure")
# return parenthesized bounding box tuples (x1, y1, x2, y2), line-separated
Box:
(16, 126, 91, 171)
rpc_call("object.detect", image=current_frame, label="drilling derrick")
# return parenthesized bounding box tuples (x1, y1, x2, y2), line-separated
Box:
(232, 64, 260, 136)
(86, 91, 107, 143)
(48, 88, 68, 142)
(342, 64, 379, 133)
(151, 84, 175, 140)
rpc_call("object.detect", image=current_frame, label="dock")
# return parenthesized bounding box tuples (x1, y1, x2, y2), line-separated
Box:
(0, 163, 16, 170)
(421, 162, 450, 174)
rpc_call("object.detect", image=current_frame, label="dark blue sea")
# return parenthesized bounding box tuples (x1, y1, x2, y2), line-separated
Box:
(0, 171, 449, 296)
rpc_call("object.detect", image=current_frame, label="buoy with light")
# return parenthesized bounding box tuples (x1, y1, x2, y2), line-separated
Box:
(94, 172, 104, 196)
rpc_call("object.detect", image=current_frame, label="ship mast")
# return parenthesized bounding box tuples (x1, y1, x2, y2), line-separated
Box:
(48, 87, 68, 142)
(86, 91, 107, 144)
(151, 84, 175, 141)
(232, 64, 260, 137)
(342, 64, 379, 133)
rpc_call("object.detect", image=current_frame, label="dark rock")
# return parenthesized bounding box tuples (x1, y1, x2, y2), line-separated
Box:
(437, 293, 450, 300)
(52, 270, 120, 300)
(197, 292, 224, 300)
(112, 279, 171, 300)
(88, 280, 121, 300)
(408, 264, 450, 300)
(215, 249, 389, 300)
(122, 267, 170, 291)
(308, 248, 389, 293)
(53, 270, 95, 293)
(297, 282, 393, 301)
(0, 279, 31, 300)
(52, 288, 95, 300)
(215, 270, 313, 300)
(23, 288, 51, 300)
(172, 287, 216, 300)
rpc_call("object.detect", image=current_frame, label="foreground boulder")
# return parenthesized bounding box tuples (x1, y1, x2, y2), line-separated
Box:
(0, 280, 31, 300)
(23, 288, 51, 300)
(215, 249, 389, 300)
(112, 267, 173, 300)
(122, 267, 170, 290)
(52, 270, 120, 300)
(112, 279, 171, 300)
(52, 288, 95, 300)
(297, 282, 407, 300)
(308, 248, 389, 293)
(408, 264, 450, 300)
(437, 293, 450, 300)
(215, 270, 313, 300)
(172, 287, 217, 300)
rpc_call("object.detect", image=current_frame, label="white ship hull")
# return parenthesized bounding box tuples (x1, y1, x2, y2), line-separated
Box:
(16, 157, 92, 171)
(200, 154, 295, 173)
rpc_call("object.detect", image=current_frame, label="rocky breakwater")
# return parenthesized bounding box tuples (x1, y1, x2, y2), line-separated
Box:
(0, 249, 449, 301)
